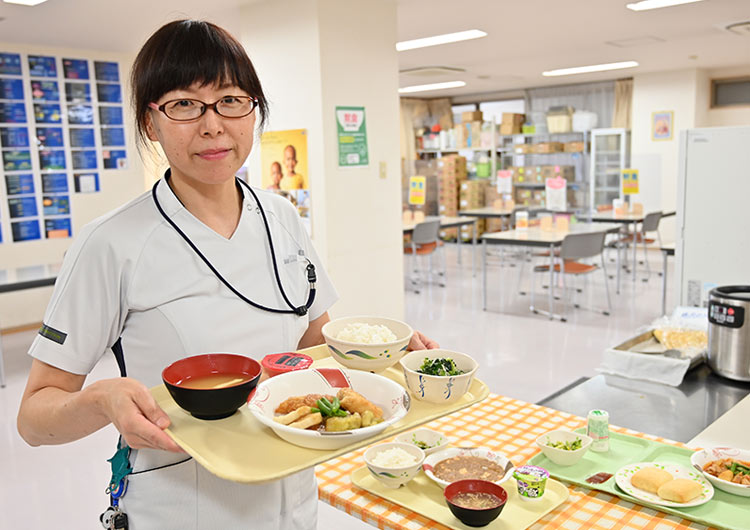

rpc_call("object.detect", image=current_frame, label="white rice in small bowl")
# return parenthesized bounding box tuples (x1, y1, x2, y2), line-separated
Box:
(364, 442, 425, 489)
(322, 316, 413, 372)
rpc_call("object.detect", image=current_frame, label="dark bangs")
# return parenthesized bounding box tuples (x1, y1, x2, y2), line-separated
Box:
(131, 20, 268, 147)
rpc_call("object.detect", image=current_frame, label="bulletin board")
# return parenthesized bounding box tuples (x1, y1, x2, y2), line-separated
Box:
(0, 52, 126, 244)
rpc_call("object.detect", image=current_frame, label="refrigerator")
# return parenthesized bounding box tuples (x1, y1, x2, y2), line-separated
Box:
(676, 126, 750, 307)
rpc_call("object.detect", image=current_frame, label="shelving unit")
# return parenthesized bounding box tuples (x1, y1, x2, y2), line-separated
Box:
(589, 128, 630, 211)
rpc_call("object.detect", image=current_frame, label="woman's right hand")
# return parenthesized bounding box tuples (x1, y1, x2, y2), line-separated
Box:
(96, 377, 184, 453)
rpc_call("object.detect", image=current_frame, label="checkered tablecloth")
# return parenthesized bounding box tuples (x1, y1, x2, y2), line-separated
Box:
(315, 393, 713, 530)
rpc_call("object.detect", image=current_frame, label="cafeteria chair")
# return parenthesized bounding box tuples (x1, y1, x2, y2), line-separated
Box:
(615, 210, 663, 281)
(530, 231, 612, 321)
(404, 219, 445, 293)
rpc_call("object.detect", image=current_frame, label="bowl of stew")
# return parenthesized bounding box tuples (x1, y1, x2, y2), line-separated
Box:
(162, 353, 262, 420)
(444, 480, 507, 527)
(423, 447, 514, 489)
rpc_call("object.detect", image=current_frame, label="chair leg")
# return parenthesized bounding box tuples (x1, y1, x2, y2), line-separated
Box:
(560, 267, 568, 322)
(601, 255, 612, 316)
(642, 237, 651, 281)
(530, 264, 536, 313)
(517, 250, 528, 295)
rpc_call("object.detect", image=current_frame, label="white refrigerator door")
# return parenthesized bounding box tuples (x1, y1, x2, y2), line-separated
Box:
(677, 126, 750, 306)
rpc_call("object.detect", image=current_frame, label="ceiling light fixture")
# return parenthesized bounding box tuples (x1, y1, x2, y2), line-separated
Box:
(396, 30, 487, 52)
(626, 0, 703, 12)
(542, 61, 639, 77)
(398, 81, 466, 94)
(3, 0, 49, 5)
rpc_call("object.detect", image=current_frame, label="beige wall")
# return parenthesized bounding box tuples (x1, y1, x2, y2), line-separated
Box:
(0, 42, 145, 329)
(701, 65, 750, 128)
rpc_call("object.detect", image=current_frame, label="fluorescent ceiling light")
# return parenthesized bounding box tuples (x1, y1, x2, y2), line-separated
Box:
(542, 61, 639, 77)
(626, 0, 703, 11)
(3, 0, 48, 5)
(398, 81, 466, 94)
(396, 30, 487, 52)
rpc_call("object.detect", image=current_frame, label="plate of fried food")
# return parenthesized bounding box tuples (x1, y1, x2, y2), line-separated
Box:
(691, 447, 750, 497)
(615, 462, 714, 507)
(248, 367, 410, 450)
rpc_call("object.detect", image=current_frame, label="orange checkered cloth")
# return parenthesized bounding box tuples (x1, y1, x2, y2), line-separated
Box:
(315, 393, 713, 530)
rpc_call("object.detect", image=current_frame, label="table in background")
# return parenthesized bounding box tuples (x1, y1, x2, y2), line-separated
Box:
(0, 263, 60, 388)
(403, 216, 478, 276)
(481, 223, 621, 320)
(316, 393, 720, 530)
(661, 243, 675, 315)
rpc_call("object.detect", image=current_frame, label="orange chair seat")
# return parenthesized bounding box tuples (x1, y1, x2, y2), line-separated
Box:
(534, 261, 597, 274)
(404, 242, 439, 255)
(619, 234, 655, 244)
(533, 249, 561, 257)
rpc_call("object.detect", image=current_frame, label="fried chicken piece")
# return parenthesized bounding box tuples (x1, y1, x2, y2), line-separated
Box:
(275, 394, 335, 414)
(337, 388, 383, 419)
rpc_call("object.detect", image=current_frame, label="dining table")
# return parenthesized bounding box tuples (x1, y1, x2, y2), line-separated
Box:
(316, 391, 729, 530)
(481, 223, 621, 320)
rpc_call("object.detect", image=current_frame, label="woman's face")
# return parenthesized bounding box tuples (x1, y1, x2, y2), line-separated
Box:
(146, 83, 256, 188)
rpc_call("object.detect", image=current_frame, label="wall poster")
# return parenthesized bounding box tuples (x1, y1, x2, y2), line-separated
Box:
(335, 105, 369, 168)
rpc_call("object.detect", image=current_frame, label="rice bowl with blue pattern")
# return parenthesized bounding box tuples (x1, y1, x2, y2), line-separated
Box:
(322, 316, 413, 372)
(399, 349, 478, 404)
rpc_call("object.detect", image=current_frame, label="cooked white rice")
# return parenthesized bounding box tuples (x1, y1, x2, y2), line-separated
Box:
(336, 322, 397, 343)
(371, 447, 417, 467)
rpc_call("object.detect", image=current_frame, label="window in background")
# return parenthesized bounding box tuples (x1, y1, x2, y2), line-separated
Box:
(478, 99, 525, 123)
(712, 77, 750, 107)
(451, 103, 477, 125)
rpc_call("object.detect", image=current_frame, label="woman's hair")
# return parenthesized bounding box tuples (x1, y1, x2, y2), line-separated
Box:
(131, 20, 268, 150)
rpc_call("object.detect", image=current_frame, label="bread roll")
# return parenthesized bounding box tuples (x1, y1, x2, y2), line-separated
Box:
(631, 467, 673, 493)
(657, 479, 702, 503)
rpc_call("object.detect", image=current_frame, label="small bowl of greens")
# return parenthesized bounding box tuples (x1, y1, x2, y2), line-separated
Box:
(396, 427, 453, 455)
(535, 430, 592, 467)
(399, 350, 478, 404)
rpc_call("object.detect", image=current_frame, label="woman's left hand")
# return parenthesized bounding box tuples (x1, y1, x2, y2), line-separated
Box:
(408, 330, 439, 351)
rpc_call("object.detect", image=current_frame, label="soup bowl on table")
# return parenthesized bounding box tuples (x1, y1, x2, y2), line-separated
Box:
(399, 349, 478, 404)
(162, 353, 262, 420)
(444, 479, 508, 528)
(321, 316, 413, 372)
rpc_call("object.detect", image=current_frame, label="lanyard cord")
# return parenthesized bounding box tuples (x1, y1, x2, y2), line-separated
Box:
(151, 177, 316, 316)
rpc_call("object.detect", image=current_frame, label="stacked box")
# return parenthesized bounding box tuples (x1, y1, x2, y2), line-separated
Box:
(438, 155, 467, 239)
(500, 113, 525, 135)
(460, 219, 485, 241)
(533, 142, 564, 154)
(514, 188, 546, 207)
(462, 110, 483, 122)
(564, 141, 585, 153)
(540, 165, 575, 181)
(513, 143, 532, 154)
(441, 154, 467, 178)
(459, 180, 485, 208)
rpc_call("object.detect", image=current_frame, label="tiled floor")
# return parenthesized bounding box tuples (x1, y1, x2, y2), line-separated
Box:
(0, 243, 671, 529)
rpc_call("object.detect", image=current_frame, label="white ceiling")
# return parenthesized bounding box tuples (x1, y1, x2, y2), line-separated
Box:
(0, 0, 748, 99)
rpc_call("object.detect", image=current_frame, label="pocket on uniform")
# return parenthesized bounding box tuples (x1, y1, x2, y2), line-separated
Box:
(120, 458, 197, 530)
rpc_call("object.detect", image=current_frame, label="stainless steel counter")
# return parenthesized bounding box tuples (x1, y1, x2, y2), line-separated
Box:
(537, 364, 750, 443)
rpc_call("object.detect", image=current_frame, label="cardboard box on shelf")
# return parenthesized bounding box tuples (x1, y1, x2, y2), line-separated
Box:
(454, 124, 466, 149)
(533, 142, 564, 154)
(546, 106, 574, 134)
(461, 110, 483, 122)
(463, 121, 482, 147)
(485, 218, 504, 233)
(502, 113, 525, 125)
(540, 165, 575, 181)
(440, 228, 458, 241)
(564, 141, 585, 153)
(513, 143, 532, 154)
(500, 123, 522, 136)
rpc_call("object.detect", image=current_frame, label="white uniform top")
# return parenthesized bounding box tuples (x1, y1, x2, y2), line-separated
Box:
(28, 175, 338, 530)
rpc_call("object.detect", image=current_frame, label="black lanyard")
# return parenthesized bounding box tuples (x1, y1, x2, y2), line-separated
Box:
(151, 173, 316, 316)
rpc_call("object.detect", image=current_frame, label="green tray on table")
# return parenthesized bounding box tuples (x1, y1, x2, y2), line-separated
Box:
(527, 428, 748, 530)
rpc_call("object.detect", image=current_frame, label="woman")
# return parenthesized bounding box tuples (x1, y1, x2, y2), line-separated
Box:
(17, 20, 436, 530)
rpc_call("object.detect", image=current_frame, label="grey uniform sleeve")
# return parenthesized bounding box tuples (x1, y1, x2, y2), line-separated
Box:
(28, 223, 128, 375)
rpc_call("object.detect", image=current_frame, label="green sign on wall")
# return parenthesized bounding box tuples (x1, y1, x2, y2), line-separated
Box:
(336, 106, 369, 168)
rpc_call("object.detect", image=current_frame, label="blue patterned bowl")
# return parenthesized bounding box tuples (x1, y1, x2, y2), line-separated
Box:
(364, 442, 425, 489)
(322, 316, 413, 372)
(399, 349, 478, 404)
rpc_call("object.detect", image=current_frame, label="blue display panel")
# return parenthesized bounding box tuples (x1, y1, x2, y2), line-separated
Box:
(97, 83, 121, 103)
(68, 104, 93, 125)
(0, 102, 27, 123)
(12, 219, 41, 242)
(0, 127, 29, 147)
(28, 55, 57, 78)
(39, 149, 66, 170)
(65, 82, 91, 103)
(5, 173, 35, 195)
(44, 217, 72, 238)
(3, 150, 32, 171)
(8, 196, 38, 218)
(100, 126, 124, 146)
(30, 80, 59, 101)
(36, 127, 64, 147)
(72, 149, 97, 170)
(74, 172, 99, 193)
(34, 103, 62, 123)
(69, 127, 95, 148)
(63, 58, 89, 80)
(42, 173, 68, 193)
(42, 194, 70, 216)
(103, 149, 127, 169)
(94, 61, 119, 82)
(0, 53, 22, 75)
(98, 105, 123, 125)
(0, 78, 24, 100)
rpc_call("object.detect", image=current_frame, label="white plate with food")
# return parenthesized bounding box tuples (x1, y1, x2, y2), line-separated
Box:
(690, 446, 750, 497)
(422, 446, 515, 489)
(248, 367, 409, 450)
(615, 462, 714, 508)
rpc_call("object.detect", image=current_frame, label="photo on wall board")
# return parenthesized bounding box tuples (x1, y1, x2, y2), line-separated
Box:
(100, 126, 125, 146)
(34, 103, 62, 123)
(94, 61, 119, 82)
(5, 173, 35, 195)
(98, 105, 123, 125)
(69, 128, 95, 148)
(30, 80, 60, 101)
(44, 217, 72, 239)
(97, 83, 121, 103)
(39, 149, 66, 170)
(42, 195, 70, 216)
(67, 104, 93, 125)
(71, 149, 97, 170)
(3, 150, 32, 171)
(0, 77, 24, 100)
(65, 82, 91, 103)
(8, 196, 38, 218)
(0, 127, 30, 148)
(28, 55, 57, 78)
(74, 172, 99, 193)
(11, 219, 41, 242)
(62, 58, 89, 80)
(41, 173, 68, 193)
(102, 149, 127, 169)
(0, 102, 27, 123)
(0, 52, 22, 75)
(36, 127, 64, 148)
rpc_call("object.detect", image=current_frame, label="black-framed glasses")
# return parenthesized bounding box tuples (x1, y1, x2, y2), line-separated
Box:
(148, 96, 258, 121)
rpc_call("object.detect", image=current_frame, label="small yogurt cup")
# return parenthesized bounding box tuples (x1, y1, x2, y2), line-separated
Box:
(513, 465, 549, 501)
(261, 352, 313, 378)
